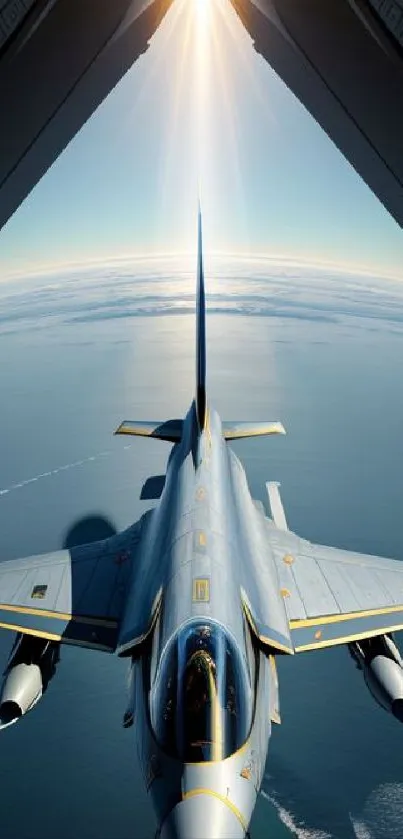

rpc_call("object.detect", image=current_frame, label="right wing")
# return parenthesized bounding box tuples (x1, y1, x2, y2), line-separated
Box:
(0, 521, 143, 653)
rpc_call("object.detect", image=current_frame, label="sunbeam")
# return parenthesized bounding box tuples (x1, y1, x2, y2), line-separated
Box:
(194, 0, 213, 24)
(148, 0, 268, 252)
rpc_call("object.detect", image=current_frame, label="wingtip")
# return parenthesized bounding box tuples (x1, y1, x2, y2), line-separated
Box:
(267, 422, 286, 435)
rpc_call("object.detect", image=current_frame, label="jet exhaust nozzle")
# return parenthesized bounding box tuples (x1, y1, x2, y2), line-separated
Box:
(0, 634, 60, 730)
(0, 662, 42, 728)
(392, 698, 403, 723)
(349, 634, 403, 720)
(0, 700, 22, 727)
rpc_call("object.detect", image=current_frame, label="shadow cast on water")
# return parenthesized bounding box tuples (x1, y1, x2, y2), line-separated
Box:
(62, 513, 117, 549)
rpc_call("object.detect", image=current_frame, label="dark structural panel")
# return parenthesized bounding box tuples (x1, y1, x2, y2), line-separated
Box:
(0, 0, 173, 230)
(230, 0, 403, 226)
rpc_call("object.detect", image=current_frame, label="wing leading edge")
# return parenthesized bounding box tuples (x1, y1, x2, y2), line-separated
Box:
(269, 527, 403, 652)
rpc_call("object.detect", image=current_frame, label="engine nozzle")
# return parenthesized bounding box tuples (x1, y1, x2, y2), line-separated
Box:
(349, 634, 403, 721)
(0, 634, 60, 730)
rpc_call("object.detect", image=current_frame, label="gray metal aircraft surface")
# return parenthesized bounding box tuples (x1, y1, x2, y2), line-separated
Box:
(2, 213, 403, 838)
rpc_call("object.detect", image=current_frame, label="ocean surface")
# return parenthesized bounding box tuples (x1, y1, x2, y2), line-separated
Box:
(1, 256, 403, 838)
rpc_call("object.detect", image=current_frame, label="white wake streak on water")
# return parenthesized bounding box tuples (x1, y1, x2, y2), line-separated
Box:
(349, 782, 403, 839)
(260, 790, 332, 839)
(0, 447, 132, 496)
(260, 788, 378, 839)
(349, 819, 373, 839)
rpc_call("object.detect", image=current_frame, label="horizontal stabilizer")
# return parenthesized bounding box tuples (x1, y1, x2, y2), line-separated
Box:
(114, 419, 183, 443)
(223, 422, 286, 440)
(266, 481, 288, 530)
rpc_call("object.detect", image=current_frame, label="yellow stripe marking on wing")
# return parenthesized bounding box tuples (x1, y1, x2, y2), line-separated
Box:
(0, 603, 118, 628)
(294, 621, 403, 652)
(290, 603, 403, 629)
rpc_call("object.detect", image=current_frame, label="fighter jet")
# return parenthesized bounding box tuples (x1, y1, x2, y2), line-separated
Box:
(2, 212, 403, 838)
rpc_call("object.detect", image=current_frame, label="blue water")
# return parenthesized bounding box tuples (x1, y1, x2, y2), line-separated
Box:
(1, 258, 403, 838)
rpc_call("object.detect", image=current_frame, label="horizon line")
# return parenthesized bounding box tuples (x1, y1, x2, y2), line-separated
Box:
(2, 249, 403, 284)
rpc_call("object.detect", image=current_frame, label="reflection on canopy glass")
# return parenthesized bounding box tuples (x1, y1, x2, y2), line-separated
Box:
(150, 620, 253, 762)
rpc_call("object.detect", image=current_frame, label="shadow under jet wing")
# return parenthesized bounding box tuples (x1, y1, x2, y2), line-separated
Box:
(0, 515, 147, 652)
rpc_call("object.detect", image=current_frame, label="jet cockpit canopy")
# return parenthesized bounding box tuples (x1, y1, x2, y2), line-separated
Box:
(150, 619, 253, 762)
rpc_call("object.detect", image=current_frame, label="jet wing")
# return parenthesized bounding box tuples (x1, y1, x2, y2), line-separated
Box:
(0, 523, 142, 653)
(270, 527, 403, 653)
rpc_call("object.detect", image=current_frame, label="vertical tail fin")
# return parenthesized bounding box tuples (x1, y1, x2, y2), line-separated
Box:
(196, 205, 206, 430)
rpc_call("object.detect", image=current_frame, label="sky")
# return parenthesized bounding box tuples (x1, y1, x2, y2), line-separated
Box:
(1, 0, 403, 279)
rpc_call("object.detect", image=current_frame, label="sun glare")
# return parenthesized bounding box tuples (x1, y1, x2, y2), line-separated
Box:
(152, 0, 268, 249)
(195, 0, 212, 23)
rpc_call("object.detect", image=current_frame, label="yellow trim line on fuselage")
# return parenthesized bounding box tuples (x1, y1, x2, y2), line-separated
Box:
(182, 788, 248, 833)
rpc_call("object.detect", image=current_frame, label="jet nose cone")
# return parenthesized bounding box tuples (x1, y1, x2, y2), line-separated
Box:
(160, 793, 246, 839)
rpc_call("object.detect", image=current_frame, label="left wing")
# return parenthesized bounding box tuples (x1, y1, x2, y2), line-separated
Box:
(270, 526, 403, 653)
(0, 522, 142, 653)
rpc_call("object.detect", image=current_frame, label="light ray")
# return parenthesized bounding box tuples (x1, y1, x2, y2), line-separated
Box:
(208, 1, 250, 248)
(158, 0, 195, 197)
(145, 0, 278, 252)
(214, 0, 278, 122)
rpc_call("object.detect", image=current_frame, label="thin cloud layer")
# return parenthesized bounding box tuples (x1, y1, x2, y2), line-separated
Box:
(1, 256, 403, 337)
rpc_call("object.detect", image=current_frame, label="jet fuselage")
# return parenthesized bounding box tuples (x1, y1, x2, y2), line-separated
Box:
(125, 402, 282, 838)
